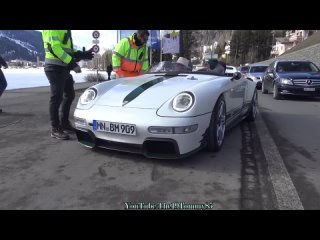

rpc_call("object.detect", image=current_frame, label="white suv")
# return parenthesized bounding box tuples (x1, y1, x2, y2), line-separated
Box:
(225, 65, 237, 76)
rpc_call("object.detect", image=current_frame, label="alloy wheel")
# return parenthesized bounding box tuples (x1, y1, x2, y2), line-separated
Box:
(216, 101, 226, 146)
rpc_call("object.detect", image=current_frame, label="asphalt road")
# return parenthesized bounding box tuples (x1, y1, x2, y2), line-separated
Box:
(258, 92, 320, 209)
(0, 83, 247, 210)
(3, 83, 317, 210)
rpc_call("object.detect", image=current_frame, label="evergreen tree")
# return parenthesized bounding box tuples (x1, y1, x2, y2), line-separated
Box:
(214, 43, 224, 57)
(230, 30, 273, 65)
(230, 30, 241, 65)
(179, 30, 197, 59)
(102, 49, 113, 68)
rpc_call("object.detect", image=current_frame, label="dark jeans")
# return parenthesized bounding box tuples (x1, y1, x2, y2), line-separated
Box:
(107, 71, 111, 80)
(0, 69, 7, 97)
(44, 67, 75, 128)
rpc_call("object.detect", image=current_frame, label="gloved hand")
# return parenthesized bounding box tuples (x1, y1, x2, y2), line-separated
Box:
(68, 59, 81, 73)
(73, 49, 94, 61)
(73, 51, 83, 62)
(82, 48, 94, 60)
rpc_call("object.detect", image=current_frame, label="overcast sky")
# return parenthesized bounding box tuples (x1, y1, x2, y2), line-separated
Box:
(71, 30, 117, 52)
(39, 30, 118, 53)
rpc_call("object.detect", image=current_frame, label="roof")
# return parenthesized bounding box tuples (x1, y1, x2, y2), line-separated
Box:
(249, 64, 268, 67)
(275, 59, 311, 62)
(282, 30, 320, 55)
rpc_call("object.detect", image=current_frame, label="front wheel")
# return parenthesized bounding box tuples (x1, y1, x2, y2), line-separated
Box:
(273, 83, 281, 100)
(207, 96, 226, 152)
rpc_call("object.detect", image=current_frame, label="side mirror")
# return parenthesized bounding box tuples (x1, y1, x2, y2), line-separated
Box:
(231, 72, 242, 80)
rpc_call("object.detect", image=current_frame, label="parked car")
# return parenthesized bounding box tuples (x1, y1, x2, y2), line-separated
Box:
(74, 61, 258, 159)
(239, 65, 249, 76)
(110, 71, 116, 79)
(246, 64, 268, 89)
(262, 60, 320, 99)
(225, 65, 238, 77)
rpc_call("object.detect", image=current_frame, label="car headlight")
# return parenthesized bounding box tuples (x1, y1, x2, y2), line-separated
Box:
(80, 88, 97, 105)
(172, 92, 194, 112)
(280, 78, 293, 85)
(249, 75, 256, 80)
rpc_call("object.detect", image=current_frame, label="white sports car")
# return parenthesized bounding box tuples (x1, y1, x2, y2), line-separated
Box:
(74, 61, 258, 159)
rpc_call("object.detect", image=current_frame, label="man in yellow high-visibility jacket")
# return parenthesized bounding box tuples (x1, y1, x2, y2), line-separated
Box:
(112, 30, 150, 78)
(42, 30, 94, 140)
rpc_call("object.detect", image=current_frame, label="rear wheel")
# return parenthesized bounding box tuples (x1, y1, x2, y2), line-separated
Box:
(262, 81, 268, 94)
(246, 89, 258, 122)
(207, 96, 226, 152)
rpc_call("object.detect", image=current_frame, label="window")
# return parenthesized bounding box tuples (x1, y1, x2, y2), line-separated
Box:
(240, 66, 249, 73)
(250, 66, 268, 73)
(276, 62, 320, 72)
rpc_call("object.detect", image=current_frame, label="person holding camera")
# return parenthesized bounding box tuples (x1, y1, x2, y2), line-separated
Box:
(0, 54, 8, 113)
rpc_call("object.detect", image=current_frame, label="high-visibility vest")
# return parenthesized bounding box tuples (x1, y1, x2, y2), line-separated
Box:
(42, 30, 75, 67)
(112, 33, 149, 77)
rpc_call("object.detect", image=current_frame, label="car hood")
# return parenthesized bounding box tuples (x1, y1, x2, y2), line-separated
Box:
(277, 72, 320, 79)
(94, 74, 218, 108)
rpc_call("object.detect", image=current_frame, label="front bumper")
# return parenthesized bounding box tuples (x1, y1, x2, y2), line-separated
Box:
(279, 85, 320, 96)
(74, 106, 211, 159)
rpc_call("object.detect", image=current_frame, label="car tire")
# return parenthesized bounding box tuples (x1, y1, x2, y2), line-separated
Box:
(246, 89, 258, 122)
(262, 81, 268, 94)
(273, 83, 281, 100)
(206, 96, 226, 152)
(256, 82, 262, 90)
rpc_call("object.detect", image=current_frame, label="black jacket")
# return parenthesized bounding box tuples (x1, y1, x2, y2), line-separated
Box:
(107, 65, 113, 73)
(0, 55, 7, 68)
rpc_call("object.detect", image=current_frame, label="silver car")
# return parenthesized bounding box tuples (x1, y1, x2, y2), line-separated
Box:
(246, 64, 268, 89)
(74, 61, 258, 159)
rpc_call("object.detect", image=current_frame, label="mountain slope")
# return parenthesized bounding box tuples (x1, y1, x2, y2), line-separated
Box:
(0, 30, 45, 61)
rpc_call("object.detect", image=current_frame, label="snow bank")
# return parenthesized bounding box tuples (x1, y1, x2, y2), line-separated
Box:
(2, 67, 108, 90)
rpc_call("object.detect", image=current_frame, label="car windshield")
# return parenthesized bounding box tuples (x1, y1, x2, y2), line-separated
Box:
(148, 61, 192, 73)
(276, 62, 320, 72)
(148, 61, 226, 76)
(250, 66, 268, 73)
(240, 66, 249, 72)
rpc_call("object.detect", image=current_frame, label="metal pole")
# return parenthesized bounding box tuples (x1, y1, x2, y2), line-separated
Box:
(160, 34, 162, 62)
(117, 30, 119, 43)
(97, 57, 99, 82)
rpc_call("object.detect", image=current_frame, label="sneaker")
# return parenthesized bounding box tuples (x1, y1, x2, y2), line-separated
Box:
(51, 127, 70, 140)
(60, 121, 76, 134)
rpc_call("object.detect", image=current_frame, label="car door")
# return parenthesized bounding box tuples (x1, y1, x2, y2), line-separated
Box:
(225, 75, 247, 122)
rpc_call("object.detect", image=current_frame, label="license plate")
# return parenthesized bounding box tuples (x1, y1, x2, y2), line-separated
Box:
(93, 120, 136, 135)
(304, 88, 315, 91)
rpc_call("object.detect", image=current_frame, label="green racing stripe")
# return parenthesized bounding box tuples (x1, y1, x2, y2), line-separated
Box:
(122, 76, 176, 106)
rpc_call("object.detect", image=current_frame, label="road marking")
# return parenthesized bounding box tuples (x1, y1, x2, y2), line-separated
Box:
(255, 109, 304, 210)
